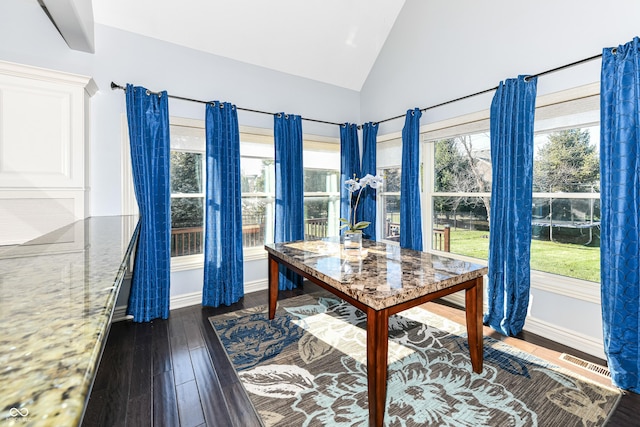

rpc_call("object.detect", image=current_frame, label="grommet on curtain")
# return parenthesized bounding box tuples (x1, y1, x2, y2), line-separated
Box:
(411, 110, 415, 116)
(145, 89, 150, 96)
(220, 103, 224, 109)
(285, 114, 289, 119)
(277, 113, 282, 118)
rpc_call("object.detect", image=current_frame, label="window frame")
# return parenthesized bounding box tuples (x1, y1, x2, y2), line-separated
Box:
(376, 135, 403, 244)
(416, 82, 601, 303)
(121, 115, 340, 271)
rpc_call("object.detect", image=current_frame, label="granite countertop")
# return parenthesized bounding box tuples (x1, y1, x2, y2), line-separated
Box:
(265, 238, 488, 311)
(0, 216, 139, 427)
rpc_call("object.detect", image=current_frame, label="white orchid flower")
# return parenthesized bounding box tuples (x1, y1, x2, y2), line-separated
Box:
(342, 174, 385, 233)
(368, 174, 384, 189)
(344, 178, 361, 193)
(358, 174, 374, 187)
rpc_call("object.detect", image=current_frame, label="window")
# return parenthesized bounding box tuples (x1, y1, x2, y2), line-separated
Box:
(380, 167, 401, 241)
(164, 119, 341, 264)
(425, 85, 601, 284)
(377, 138, 402, 241)
(240, 136, 342, 249)
(430, 132, 491, 257)
(240, 135, 276, 251)
(531, 125, 600, 282)
(303, 141, 341, 239)
(170, 123, 205, 258)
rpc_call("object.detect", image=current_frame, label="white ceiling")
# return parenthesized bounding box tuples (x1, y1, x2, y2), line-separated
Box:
(92, 0, 406, 91)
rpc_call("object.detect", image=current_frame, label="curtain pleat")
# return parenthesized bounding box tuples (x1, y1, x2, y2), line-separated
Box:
(360, 122, 379, 240)
(202, 101, 244, 307)
(400, 108, 423, 250)
(125, 84, 171, 322)
(484, 75, 537, 337)
(600, 36, 640, 393)
(274, 113, 304, 290)
(340, 123, 361, 231)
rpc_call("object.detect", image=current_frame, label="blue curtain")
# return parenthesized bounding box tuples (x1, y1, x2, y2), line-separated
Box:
(484, 75, 537, 337)
(340, 123, 361, 230)
(274, 113, 304, 290)
(600, 37, 640, 393)
(360, 122, 379, 240)
(125, 84, 171, 322)
(203, 102, 244, 307)
(400, 108, 423, 250)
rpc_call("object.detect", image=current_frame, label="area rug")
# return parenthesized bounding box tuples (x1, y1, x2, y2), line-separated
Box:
(209, 293, 621, 426)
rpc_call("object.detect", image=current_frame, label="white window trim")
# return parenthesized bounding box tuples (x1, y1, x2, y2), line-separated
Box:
(374, 82, 601, 303)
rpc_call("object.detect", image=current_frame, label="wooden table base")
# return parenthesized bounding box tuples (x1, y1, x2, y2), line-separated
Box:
(267, 253, 484, 427)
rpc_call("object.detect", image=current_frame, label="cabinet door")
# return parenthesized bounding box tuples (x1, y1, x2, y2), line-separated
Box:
(0, 74, 85, 188)
(0, 61, 95, 245)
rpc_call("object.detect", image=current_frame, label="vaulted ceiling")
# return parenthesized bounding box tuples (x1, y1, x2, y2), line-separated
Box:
(92, 0, 406, 91)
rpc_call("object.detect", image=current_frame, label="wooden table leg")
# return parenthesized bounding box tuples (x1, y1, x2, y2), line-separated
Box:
(268, 255, 279, 320)
(465, 276, 484, 373)
(366, 307, 389, 427)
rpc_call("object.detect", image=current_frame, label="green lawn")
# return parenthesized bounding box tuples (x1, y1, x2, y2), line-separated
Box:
(445, 229, 600, 283)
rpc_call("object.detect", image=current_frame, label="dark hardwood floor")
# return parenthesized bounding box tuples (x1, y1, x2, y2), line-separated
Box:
(83, 283, 640, 426)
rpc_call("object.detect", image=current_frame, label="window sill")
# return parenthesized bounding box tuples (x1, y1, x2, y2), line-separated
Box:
(170, 247, 268, 272)
(171, 254, 204, 272)
(244, 247, 268, 262)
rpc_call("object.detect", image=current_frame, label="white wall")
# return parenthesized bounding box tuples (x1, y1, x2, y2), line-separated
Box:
(361, 0, 640, 358)
(0, 0, 359, 217)
(362, 0, 640, 134)
(0, 0, 359, 316)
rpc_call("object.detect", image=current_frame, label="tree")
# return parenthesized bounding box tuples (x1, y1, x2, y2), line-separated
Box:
(533, 129, 599, 193)
(170, 151, 203, 228)
(434, 136, 491, 225)
(434, 138, 468, 192)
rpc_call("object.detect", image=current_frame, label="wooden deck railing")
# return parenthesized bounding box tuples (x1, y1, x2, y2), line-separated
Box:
(171, 218, 331, 257)
(171, 227, 204, 257)
(385, 222, 450, 252)
(433, 226, 451, 252)
(305, 218, 328, 240)
(171, 220, 450, 257)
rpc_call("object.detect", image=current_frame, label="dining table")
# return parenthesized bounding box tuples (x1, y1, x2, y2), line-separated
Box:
(265, 237, 488, 427)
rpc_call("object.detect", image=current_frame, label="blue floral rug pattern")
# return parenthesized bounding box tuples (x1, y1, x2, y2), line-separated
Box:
(210, 294, 620, 427)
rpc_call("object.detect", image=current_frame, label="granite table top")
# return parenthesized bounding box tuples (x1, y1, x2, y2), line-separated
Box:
(0, 216, 139, 427)
(265, 238, 488, 311)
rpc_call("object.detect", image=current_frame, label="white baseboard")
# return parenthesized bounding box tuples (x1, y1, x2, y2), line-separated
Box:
(440, 293, 605, 360)
(113, 278, 270, 322)
(112, 305, 132, 322)
(441, 293, 466, 308)
(171, 291, 202, 310)
(244, 278, 268, 293)
(523, 316, 605, 360)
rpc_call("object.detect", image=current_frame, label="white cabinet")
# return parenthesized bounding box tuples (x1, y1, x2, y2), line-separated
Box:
(0, 60, 97, 245)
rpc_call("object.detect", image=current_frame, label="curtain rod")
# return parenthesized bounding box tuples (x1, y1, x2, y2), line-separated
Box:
(110, 82, 344, 127)
(112, 51, 605, 129)
(375, 52, 604, 125)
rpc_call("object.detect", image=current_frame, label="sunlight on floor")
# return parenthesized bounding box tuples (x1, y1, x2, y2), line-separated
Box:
(292, 312, 417, 364)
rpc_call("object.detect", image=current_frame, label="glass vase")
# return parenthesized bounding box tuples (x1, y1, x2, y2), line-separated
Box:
(343, 231, 363, 252)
